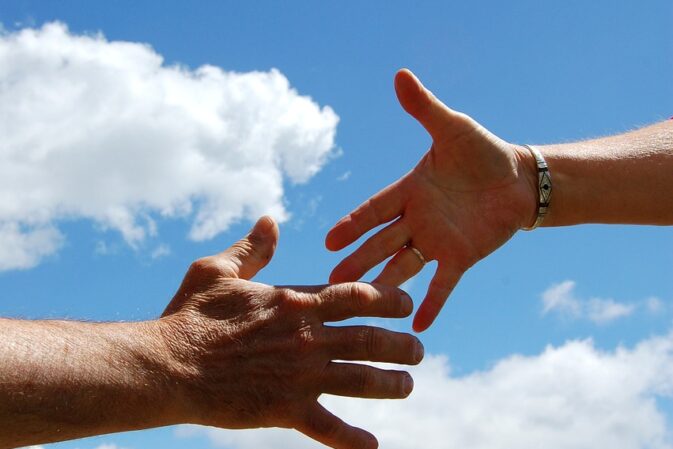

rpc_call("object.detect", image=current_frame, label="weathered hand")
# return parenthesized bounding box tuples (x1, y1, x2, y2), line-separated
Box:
(326, 69, 537, 332)
(159, 216, 423, 449)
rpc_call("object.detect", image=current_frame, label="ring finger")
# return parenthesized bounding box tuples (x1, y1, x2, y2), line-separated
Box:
(372, 245, 426, 287)
(320, 361, 413, 399)
(329, 218, 409, 283)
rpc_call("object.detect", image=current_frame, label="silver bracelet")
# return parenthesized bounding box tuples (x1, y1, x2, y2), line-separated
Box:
(521, 144, 552, 231)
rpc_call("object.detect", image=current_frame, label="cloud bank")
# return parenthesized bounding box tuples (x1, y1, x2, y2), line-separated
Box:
(0, 22, 338, 269)
(541, 280, 652, 324)
(178, 332, 673, 449)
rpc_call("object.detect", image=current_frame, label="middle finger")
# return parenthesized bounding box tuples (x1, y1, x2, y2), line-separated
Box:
(322, 325, 423, 365)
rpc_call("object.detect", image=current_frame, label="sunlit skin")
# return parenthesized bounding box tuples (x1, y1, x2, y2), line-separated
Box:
(326, 69, 537, 332)
(0, 216, 423, 449)
(327, 68, 673, 332)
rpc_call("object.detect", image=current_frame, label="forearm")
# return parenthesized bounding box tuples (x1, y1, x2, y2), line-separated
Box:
(531, 120, 673, 226)
(0, 318, 179, 448)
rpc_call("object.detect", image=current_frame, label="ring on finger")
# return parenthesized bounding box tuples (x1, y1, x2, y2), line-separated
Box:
(407, 245, 426, 265)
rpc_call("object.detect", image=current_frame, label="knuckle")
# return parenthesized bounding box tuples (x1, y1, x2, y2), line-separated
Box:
(367, 196, 384, 223)
(230, 239, 257, 261)
(293, 323, 317, 354)
(355, 366, 374, 395)
(188, 257, 220, 279)
(358, 327, 380, 357)
(349, 283, 372, 311)
(274, 286, 295, 303)
(275, 287, 310, 313)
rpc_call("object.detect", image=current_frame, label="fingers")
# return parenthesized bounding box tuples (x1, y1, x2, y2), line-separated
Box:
(296, 402, 378, 449)
(314, 282, 413, 322)
(323, 325, 424, 365)
(321, 362, 413, 399)
(329, 219, 409, 283)
(372, 246, 426, 287)
(412, 263, 463, 332)
(325, 183, 404, 252)
(394, 68, 466, 142)
(212, 215, 279, 280)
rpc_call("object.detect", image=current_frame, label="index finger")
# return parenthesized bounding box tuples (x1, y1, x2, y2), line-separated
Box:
(313, 282, 413, 322)
(325, 182, 404, 252)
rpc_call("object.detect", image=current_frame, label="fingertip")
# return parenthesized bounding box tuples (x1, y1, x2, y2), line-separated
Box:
(353, 429, 378, 449)
(250, 215, 279, 242)
(328, 269, 342, 284)
(394, 67, 417, 88)
(329, 264, 354, 284)
(412, 310, 432, 333)
(414, 338, 425, 364)
(325, 221, 351, 252)
(394, 67, 421, 98)
(365, 432, 379, 449)
(324, 227, 338, 251)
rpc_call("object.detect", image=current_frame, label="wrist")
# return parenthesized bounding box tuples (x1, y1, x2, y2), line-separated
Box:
(142, 318, 201, 425)
(512, 143, 540, 229)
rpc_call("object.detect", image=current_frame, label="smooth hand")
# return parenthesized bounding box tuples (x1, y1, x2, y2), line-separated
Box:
(326, 69, 537, 332)
(159, 216, 423, 449)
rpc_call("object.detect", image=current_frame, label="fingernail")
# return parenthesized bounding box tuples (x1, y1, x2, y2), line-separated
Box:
(251, 216, 274, 238)
(403, 374, 414, 396)
(414, 341, 424, 363)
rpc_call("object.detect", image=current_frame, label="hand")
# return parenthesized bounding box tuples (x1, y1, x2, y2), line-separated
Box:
(159, 216, 423, 449)
(325, 69, 538, 332)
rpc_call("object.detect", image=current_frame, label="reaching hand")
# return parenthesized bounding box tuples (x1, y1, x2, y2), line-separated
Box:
(159, 216, 423, 449)
(325, 69, 537, 332)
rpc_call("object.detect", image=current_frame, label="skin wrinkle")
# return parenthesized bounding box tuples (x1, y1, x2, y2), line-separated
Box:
(327, 70, 673, 332)
(0, 216, 425, 449)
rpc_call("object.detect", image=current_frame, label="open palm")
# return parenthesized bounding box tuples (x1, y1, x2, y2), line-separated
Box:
(326, 69, 537, 332)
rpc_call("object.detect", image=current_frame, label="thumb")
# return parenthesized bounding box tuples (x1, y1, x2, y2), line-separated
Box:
(394, 68, 465, 142)
(216, 215, 279, 280)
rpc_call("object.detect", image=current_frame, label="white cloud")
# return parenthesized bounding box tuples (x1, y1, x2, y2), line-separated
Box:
(647, 297, 666, 314)
(541, 280, 582, 317)
(336, 170, 351, 181)
(541, 280, 640, 324)
(587, 297, 636, 324)
(150, 243, 171, 260)
(0, 223, 63, 270)
(177, 332, 673, 449)
(0, 22, 338, 270)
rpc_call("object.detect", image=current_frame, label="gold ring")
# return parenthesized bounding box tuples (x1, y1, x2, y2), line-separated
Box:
(408, 246, 426, 265)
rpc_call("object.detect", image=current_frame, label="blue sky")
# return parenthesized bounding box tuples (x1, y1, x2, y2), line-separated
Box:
(2, 1, 673, 448)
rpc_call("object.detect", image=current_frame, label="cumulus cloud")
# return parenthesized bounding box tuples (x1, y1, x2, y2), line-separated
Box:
(0, 22, 338, 269)
(177, 332, 673, 449)
(541, 280, 644, 324)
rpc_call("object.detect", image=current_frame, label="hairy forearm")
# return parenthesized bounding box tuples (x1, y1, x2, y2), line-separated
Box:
(0, 318, 178, 448)
(532, 120, 673, 226)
